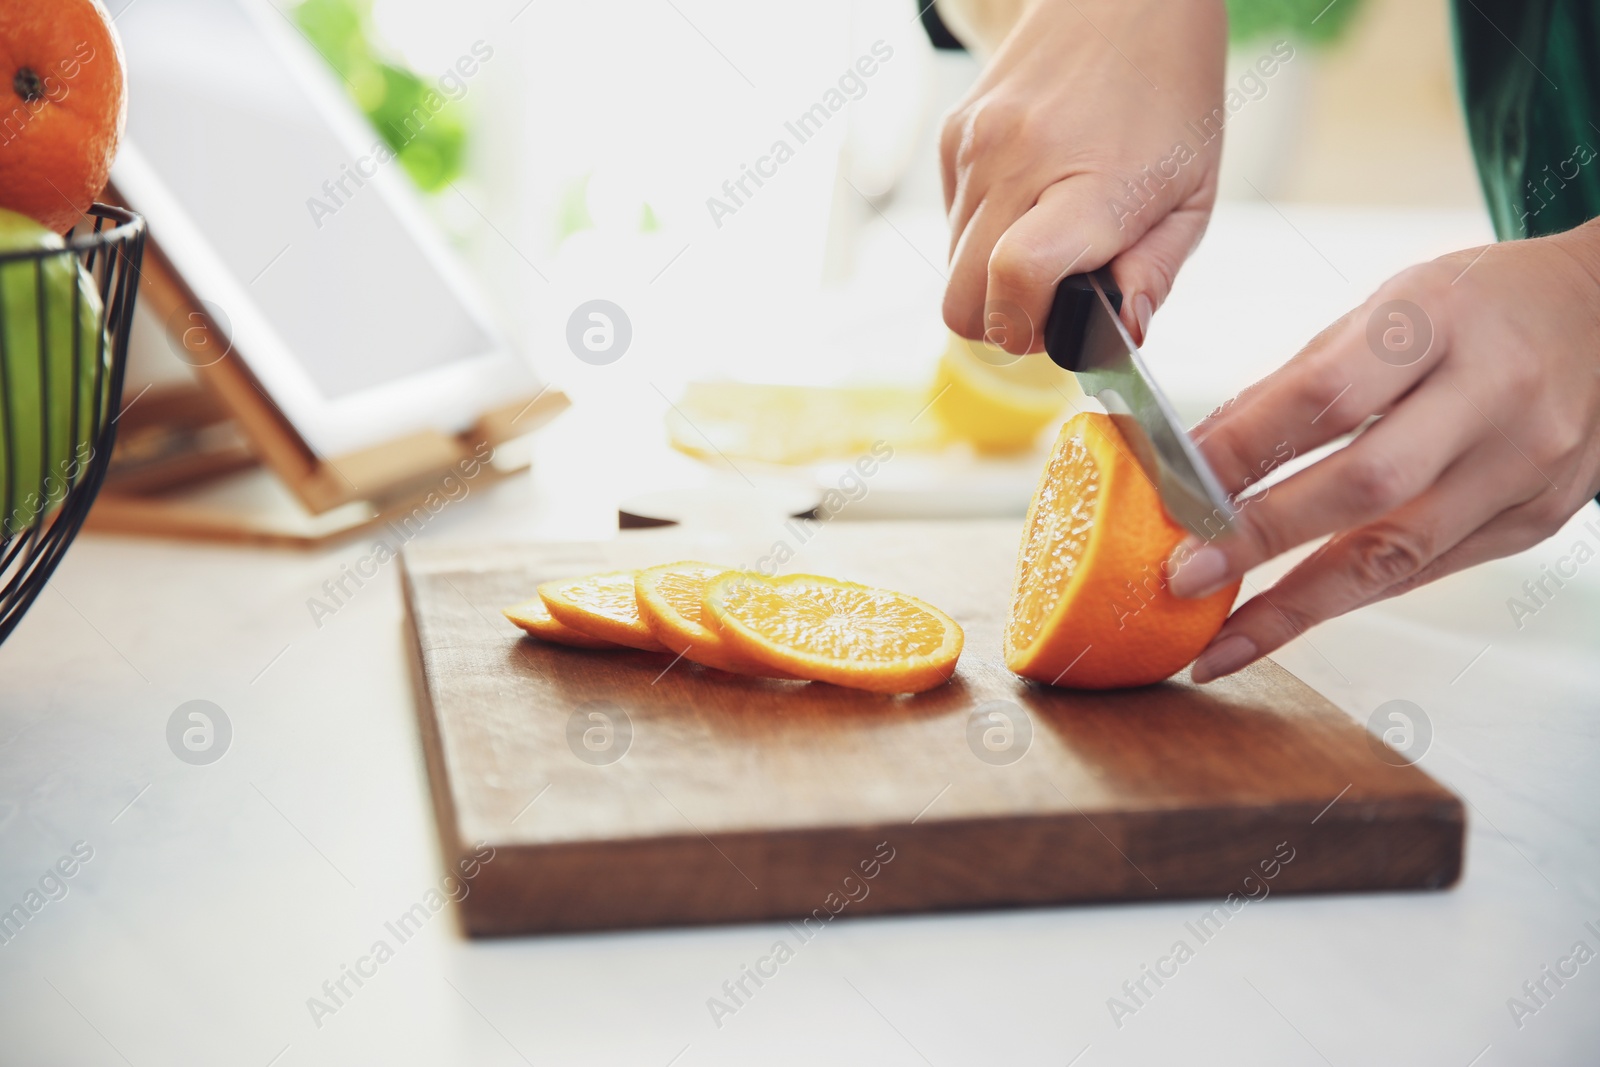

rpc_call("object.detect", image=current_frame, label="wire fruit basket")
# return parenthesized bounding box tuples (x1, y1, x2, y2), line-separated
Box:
(0, 203, 146, 647)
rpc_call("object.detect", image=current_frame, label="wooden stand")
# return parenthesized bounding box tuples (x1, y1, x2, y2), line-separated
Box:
(85, 221, 567, 548)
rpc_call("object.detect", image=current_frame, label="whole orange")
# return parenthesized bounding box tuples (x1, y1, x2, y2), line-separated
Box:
(1005, 412, 1240, 689)
(0, 0, 127, 233)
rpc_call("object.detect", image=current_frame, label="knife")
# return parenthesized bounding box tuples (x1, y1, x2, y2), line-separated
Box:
(1043, 269, 1235, 538)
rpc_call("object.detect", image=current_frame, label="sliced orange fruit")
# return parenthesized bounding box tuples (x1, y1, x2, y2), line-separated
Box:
(1005, 411, 1239, 689)
(537, 570, 669, 653)
(635, 561, 794, 676)
(503, 596, 619, 650)
(704, 573, 962, 693)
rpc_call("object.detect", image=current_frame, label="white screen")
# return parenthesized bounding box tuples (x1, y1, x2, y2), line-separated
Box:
(109, 0, 495, 401)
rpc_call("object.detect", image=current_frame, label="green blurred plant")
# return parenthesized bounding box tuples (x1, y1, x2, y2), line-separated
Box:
(292, 0, 466, 192)
(1226, 0, 1367, 46)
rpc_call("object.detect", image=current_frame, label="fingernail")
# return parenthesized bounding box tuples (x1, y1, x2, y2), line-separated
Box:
(1191, 633, 1257, 684)
(1167, 542, 1230, 599)
(1133, 292, 1154, 341)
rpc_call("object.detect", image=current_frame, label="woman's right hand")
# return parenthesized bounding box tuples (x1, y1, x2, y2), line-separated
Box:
(939, 0, 1229, 351)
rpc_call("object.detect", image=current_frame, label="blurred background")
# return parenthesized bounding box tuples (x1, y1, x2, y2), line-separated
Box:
(279, 0, 1483, 358)
(119, 0, 1493, 531)
(293, 0, 1477, 335)
(288, 0, 1481, 312)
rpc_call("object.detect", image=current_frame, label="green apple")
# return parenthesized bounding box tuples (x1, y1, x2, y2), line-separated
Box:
(0, 208, 108, 537)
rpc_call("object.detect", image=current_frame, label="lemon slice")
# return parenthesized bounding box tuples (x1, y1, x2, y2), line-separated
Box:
(665, 381, 944, 465)
(927, 330, 1078, 452)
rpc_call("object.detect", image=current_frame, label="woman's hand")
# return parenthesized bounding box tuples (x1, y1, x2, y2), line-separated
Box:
(939, 0, 1227, 351)
(1172, 222, 1600, 682)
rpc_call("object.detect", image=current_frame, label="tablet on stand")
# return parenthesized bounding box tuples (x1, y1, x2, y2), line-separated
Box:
(87, 0, 564, 546)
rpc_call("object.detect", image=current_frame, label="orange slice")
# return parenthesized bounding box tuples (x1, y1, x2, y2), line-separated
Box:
(538, 570, 669, 652)
(634, 561, 794, 676)
(704, 573, 963, 693)
(503, 597, 620, 650)
(1004, 411, 1239, 689)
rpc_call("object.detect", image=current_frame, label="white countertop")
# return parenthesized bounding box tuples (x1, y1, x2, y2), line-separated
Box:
(4, 202, 1599, 1066)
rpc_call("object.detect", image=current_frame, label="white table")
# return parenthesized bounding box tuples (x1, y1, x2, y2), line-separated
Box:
(4, 203, 1598, 1066)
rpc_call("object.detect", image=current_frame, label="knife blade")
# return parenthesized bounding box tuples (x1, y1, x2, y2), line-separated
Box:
(1043, 269, 1235, 539)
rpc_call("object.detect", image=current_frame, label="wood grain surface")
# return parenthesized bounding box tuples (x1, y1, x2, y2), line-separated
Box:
(401, 521, 1462, 936)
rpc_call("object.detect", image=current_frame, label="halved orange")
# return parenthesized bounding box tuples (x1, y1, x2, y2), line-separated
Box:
(503, 596, 619, 650)
(537, 570, 669, 653)
(635, 561, 794, 676)
(704, 573, 963, 693)
(1005, 411, 1239, 688)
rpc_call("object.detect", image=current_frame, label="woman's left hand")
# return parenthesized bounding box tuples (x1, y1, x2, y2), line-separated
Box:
(1168, 220, 1600, 682)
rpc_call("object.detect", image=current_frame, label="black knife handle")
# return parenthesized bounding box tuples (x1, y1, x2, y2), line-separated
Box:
(1044, 270, 1122, 372)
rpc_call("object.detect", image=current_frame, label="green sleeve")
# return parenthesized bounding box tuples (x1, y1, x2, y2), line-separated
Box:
(1453, 0, 1600, 240)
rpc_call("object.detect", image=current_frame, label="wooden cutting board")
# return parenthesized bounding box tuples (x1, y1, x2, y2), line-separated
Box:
(401, 521, 1462, 936)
